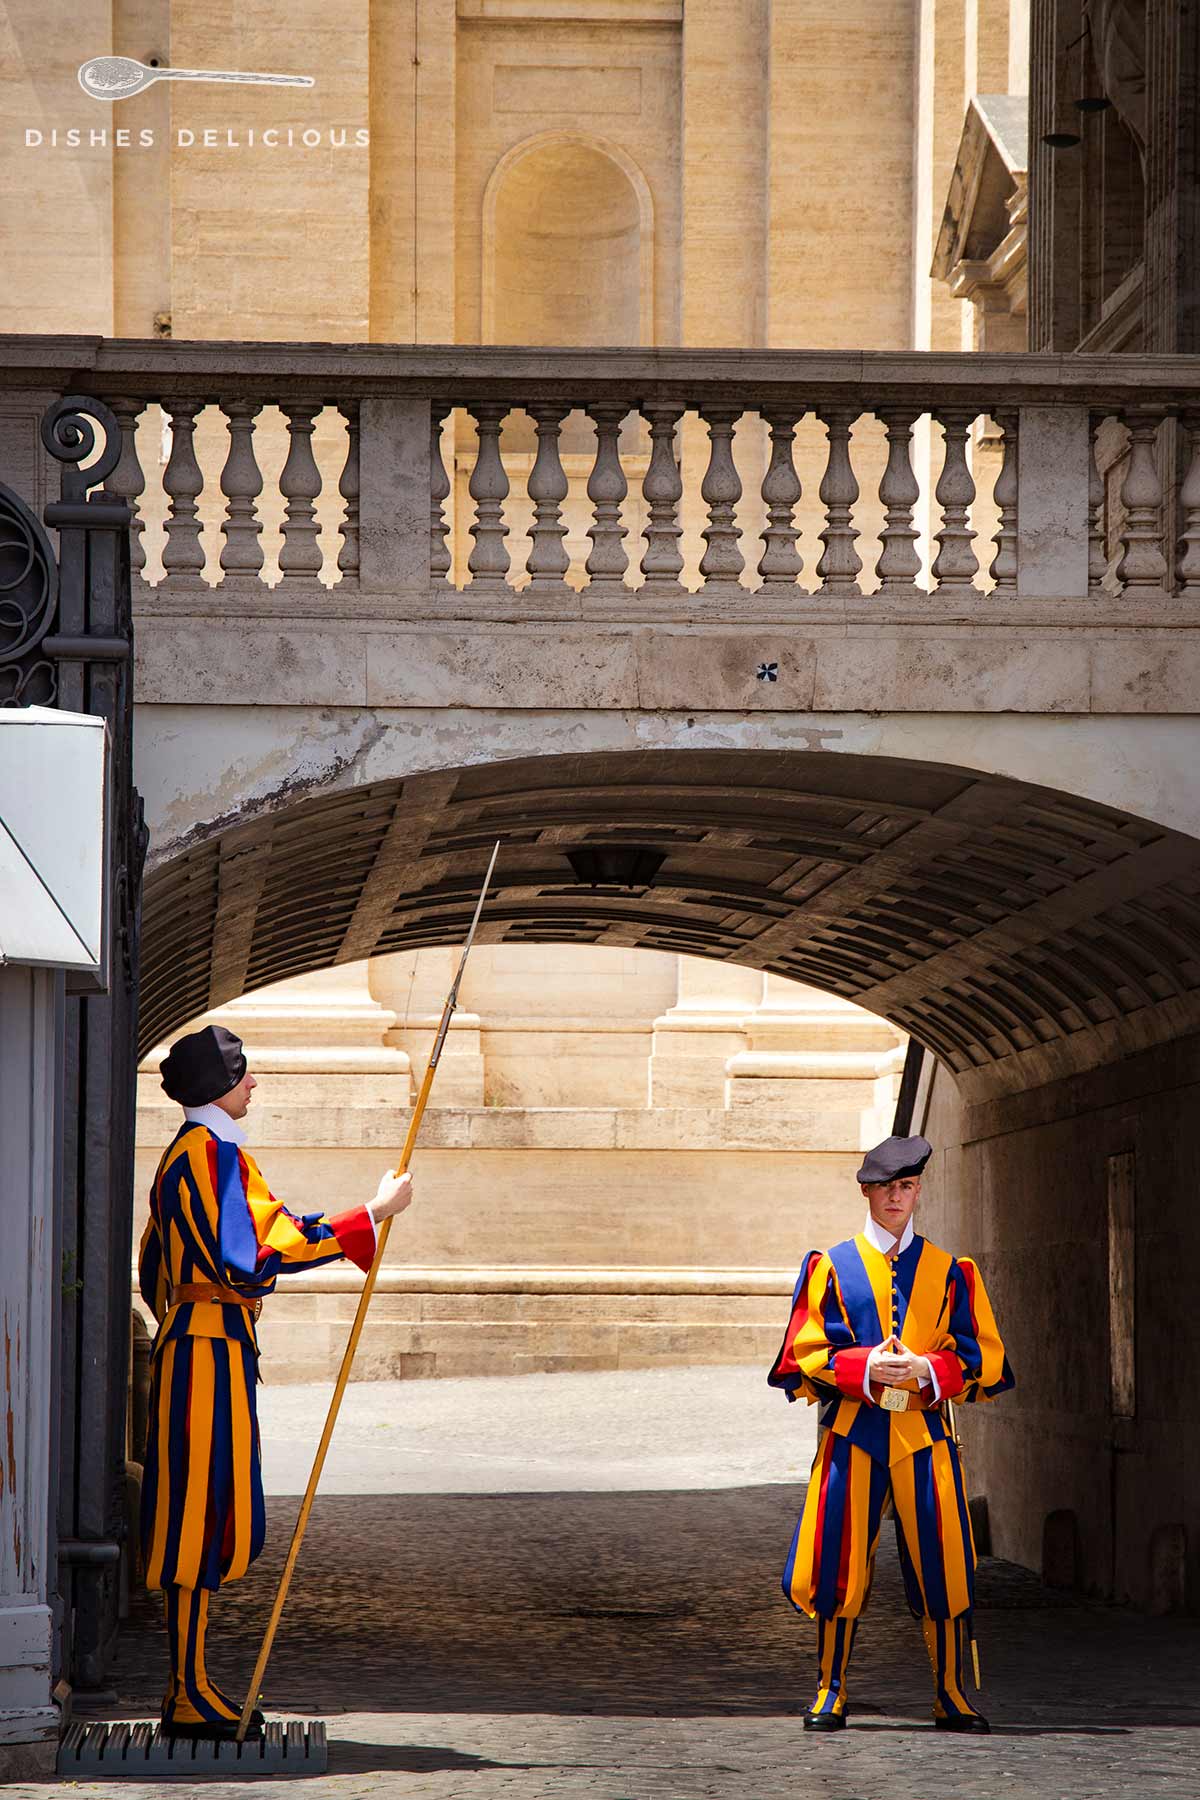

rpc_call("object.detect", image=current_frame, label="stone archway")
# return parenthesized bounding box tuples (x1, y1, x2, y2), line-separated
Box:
(138, 744, 1200, 1103)
(136, 741, 1200, 1610)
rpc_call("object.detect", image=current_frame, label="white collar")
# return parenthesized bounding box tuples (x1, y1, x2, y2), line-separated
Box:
(183, 1102, 247, 1147)
(862, 1210, 915, 1257)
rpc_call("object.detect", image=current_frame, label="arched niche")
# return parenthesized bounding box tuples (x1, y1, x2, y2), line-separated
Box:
(482, 130, 654, 348)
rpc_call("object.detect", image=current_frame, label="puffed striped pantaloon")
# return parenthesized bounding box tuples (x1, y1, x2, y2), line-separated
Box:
(140, 1334, 264, 1723)
(784, 1431, 980, 1720)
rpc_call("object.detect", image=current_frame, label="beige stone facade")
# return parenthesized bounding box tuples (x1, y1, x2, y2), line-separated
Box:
(136, 951, 904, 1379)
(5, 1, 1030, 346)
(4, 2, 1030, 586)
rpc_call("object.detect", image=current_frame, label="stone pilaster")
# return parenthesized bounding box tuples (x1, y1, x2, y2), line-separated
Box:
(369, 949, 484, 1108)
(725, 977, 906, 1147)
(648, 960, 760, 1108)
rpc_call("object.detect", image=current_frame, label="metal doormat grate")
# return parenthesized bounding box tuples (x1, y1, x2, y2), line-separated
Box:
(57, 1718, 328, 1778)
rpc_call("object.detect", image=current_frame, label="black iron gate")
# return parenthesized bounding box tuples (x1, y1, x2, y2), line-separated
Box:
(0, 396, 145, 1690)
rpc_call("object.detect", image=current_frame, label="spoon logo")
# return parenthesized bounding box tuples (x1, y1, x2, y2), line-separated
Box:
(78, 55, 315, 102)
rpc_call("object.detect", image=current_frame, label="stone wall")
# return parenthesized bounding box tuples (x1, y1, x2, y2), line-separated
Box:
(2, 3, 1032, 588)
(134, 948, 905, 1381)
(916, 1033, 1200, 1614)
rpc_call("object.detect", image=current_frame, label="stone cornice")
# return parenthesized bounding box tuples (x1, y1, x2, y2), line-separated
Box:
(3, 334, 1200, 406)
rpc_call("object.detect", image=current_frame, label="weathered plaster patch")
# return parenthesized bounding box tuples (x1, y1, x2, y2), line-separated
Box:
(136, 704, 1200, 865)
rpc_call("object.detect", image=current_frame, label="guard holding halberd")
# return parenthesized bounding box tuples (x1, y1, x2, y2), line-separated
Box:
(138, 1023, 414, 1740)
(768, 1133, 1013, 1732)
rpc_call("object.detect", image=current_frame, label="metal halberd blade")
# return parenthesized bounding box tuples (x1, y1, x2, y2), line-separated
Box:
(447, 839, 500, 1008)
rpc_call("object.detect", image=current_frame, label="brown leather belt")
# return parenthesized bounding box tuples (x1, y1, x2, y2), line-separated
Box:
(170, 1282, 262, 1319)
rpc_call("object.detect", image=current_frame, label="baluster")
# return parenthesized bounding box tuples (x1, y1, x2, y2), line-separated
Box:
(757, 412, 803, 585)
(1177, 413, 1200, 598)
(337, 404, 360, 580)
(278, 402, 323, 578)
(1116, 410, 1169, 591)
(699, 409, 744, 585)
(525, 404, 570, 588)
(103, 398, 147, 574)
(1088, 417, 1108, 590)
(639, 405, 684, 586)
(467, 403, 510, 585)
(988, 412, 1018, 596)
(875, 410, 921, 593)
(585, 404, 629, 586)
(217, 399, 264, 583)
(161, 399, 206, 581)
(428, 405, 451, 582)
(931, 410, 979, 590)
(815, 409, 861, 592)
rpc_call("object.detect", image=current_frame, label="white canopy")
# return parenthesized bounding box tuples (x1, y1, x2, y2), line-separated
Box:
(0, 706, 107, 974)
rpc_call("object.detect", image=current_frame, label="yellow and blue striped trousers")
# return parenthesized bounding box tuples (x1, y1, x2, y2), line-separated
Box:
(785, 1430, 976, 1622)
(786, 1432, 979, 1721)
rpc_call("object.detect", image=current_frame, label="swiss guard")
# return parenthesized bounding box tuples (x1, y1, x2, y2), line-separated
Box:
(137, 1023, 414, 1740)
(768, 1134, 1013, 1733)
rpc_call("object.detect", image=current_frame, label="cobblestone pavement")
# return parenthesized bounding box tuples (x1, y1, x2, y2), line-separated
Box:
(33, 1367, 1200, 1800)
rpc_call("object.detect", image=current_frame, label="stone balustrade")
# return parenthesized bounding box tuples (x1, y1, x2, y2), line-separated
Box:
(4, 336, 1200, 618)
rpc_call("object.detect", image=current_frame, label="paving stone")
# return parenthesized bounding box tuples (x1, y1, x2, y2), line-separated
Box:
(24, 1367, 1200, 1799)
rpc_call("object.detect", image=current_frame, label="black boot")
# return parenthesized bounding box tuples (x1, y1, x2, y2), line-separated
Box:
(804, 1709, 847, 1731)
(160, 1709, 265, 1742)
(934, 1711, 990, 1734)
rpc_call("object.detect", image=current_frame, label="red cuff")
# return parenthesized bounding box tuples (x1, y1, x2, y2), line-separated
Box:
(329, 1204, 377, 1274)
(832, 1347, 873, 1398)
(926, 1351, 966, 1398)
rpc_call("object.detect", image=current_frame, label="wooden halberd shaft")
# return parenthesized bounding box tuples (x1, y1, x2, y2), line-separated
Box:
(236, 843, 499, 1741)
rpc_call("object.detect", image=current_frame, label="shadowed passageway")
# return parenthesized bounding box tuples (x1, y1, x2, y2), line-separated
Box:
(140, 748, 1200, 1103)
(40, 1368, 1200, 1800)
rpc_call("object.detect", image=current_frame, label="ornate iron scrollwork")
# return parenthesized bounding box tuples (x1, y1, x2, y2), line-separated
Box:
(41, 394, 122, 500)
(0, 396, 124, 707)
(0, 478, 60, 706)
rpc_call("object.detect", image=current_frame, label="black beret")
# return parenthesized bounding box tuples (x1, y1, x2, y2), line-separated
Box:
(160, 1025, 247, 1107)
(855, 1135, 933, 1185)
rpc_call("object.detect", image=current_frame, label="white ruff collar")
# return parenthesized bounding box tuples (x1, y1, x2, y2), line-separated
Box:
(183, 1102, 247, 1147)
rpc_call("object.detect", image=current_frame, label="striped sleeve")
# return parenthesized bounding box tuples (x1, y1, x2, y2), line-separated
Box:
(768, 1251, 858, 1403)
(939, 1255, 1015, 1404)
(137, 1209, 169, 1324)
(215, 1141, 377, 1280)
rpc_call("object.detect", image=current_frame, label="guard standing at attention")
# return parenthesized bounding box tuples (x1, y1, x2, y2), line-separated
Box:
(138, 1023, 414, 1740)
(768, 1134, 1013, 1733)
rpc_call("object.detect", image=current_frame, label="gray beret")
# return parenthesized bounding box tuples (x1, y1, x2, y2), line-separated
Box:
(856, 1135, 933, 1185)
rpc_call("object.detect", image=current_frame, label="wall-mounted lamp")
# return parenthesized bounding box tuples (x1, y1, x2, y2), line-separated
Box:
(565, 846, 666, 889)
(1041, 22, 1110, 150)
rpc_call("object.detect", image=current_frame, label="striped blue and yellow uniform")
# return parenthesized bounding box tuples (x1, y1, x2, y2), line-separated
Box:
(138, 1120, 376, 1726)
(768, 1231, 1013, 1721)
